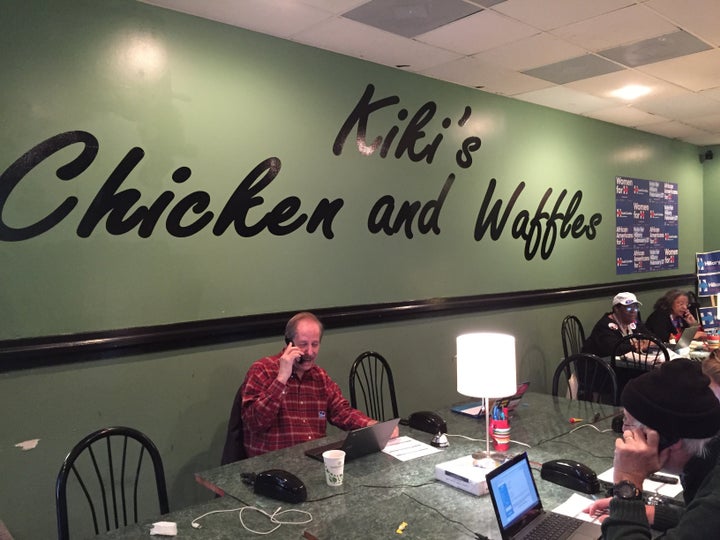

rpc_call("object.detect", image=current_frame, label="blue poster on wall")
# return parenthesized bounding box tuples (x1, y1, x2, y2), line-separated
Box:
(697, 251, 720, 296)
(700, 307, 720, 329)
(616, 177, 678, 274)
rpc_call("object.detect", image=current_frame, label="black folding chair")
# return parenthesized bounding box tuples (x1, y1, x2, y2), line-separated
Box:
(610, 333, 670, 394)
(610, 333, 669, 370)
(552, 353, 619, 405)
(221, 384, 247, 465)
(349, 351, 399, 421)
(56, 426, 169, 540)
(561, 315, 585, 359)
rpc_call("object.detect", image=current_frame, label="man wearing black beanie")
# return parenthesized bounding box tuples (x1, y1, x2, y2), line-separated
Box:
(587, 358, 720, 538)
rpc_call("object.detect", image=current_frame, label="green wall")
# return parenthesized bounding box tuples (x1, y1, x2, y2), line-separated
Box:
(0, 0, 704, 340)
(0, 1, 708, 537)
(703, 144, 720, 251)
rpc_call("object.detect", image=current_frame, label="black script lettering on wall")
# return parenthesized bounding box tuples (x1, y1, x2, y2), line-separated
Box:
(0, 131, 99, 241)
(1, 84, 603, 260)
(0, 131, 343, 241)
(474, 178, 602, 261)
(334, 84, 601, 258)
(333, 84, 481, 168)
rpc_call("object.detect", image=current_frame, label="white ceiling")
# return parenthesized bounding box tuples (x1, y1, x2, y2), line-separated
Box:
(139, 0, 720, 146)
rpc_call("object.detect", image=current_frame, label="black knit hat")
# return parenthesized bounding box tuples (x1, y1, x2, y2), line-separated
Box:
(621, 358, 720, 439)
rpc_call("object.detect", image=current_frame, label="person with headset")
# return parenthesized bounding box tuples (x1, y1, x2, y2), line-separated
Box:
(226, 312, 395, 459)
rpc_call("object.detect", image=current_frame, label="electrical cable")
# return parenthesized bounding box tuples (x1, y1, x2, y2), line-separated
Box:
(191, 505, 312, 535)
(400, 491, 487, 539)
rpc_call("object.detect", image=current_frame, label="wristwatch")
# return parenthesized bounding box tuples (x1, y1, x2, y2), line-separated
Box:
(613, 480, 643, 500)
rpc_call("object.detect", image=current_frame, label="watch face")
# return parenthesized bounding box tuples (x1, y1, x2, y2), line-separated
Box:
(614, 481, 641, 499)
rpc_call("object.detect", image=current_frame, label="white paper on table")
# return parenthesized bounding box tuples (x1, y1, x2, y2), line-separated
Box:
(598, 467, 683, 498)
(553, 493, 603, 523)
(382, 435, 442, 461)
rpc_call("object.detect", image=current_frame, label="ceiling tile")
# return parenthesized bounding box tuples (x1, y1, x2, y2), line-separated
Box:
(420, 56, 552, 95)
(583, 105, 667, 127)
(492, 0, 636, 31)
(683, 113, 720, 132)
(297, 0, 368, 15)
(638, 49, 720, 92)
(700, 88, 720, 102)
(513, 85, 615, 114)
(294, 17, 462, 71)
(683, 133, 720, 146)
(551, 5, 677, 51)
(636, 90, 720, 120)
(600, 30, 711, 68)
(637, 121, 714, 141)
(472, 33, 586, 71)
(647, 0, 720, 46)
(140, 0, 332, 38)
(140, 0, 720, 145)
(468, 67, 555, 96)
(417, 10, 538, 55)
(522, 54, 623, 85)
(566, 70, 687, 103)
(342, 0, 481, 38)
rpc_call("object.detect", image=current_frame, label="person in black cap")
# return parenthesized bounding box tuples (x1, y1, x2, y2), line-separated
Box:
(586, 358, 720, 538)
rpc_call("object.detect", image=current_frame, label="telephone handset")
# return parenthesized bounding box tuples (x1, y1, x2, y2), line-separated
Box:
(284, 337, 308, 363)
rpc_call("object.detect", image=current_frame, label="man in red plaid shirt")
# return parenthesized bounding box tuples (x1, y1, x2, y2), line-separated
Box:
(238, 312, 395, 457)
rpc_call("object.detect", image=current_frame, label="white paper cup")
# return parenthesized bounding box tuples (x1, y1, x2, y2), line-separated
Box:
(322, 449, 345, 486)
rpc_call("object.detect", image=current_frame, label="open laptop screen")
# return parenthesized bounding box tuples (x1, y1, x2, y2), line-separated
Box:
(486, 453, 543, 532)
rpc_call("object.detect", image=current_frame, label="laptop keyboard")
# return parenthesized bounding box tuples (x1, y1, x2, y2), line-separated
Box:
(524, 512, 581, 540)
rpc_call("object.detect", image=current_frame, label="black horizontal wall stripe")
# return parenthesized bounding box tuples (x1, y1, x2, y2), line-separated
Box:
(0, 274, 695, 371)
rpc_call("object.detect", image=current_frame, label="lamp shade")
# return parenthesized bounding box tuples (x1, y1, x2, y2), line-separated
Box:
(457, 332, 517, 398)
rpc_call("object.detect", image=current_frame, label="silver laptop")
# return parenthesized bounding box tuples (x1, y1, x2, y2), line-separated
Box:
(486, 452, 602, 540)
(304, 418, 399, 462)
(671, 324, 698, 350)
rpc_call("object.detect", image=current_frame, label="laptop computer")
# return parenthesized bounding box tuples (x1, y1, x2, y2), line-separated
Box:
(304, 418, 400, 462)
(486, 452, 602, 540)
(670, 324, 698, 351)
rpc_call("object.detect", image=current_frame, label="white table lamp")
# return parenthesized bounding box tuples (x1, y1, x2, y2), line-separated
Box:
(457, 332, 517, 464)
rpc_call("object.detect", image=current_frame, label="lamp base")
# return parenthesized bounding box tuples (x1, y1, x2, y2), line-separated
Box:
(471, 449, 509, 468)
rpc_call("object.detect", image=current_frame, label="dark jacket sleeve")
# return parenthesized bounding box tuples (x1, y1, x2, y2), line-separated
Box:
(582, 314, 626, 357)
(644, 310, 674, 342)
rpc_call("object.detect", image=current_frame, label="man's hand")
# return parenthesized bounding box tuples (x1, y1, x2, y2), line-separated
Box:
(277, 342, 302, 384)
(585, 497, 655, 525)
(613, 427, 663, 487)
(585, 497, 611, 522)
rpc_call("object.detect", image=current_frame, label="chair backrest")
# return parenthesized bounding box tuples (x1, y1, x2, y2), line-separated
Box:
(552, 353, 619, 405)
(610, 333, 670, 370)
(687, 290, 701, 321)
(56, 426, 169, 540)
(349, 351, 399, 421)
(561, 315, 585, 359)
(221, 384, 247, 465)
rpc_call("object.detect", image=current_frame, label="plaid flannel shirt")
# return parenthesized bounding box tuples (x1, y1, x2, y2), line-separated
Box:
(241, 353, 373, 457)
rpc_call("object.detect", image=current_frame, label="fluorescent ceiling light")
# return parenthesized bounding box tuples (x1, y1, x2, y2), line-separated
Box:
(610, 84, 651, 100)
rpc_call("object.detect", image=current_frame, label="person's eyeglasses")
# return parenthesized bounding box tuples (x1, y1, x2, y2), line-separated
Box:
(621, 306, 639, 312)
